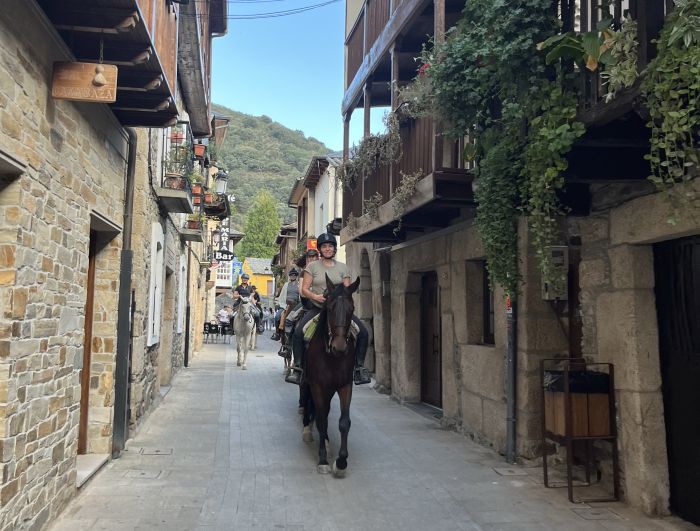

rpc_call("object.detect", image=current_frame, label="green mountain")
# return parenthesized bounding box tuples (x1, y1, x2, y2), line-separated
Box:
(211, 103, 332, 228)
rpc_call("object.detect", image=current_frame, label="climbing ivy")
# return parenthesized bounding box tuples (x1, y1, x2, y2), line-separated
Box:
(642, 0, 700, 219)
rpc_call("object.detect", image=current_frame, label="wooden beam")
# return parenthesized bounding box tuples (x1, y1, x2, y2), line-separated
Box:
(53, 10, 139, 35)
(343, 111, 352, 161)
(363, 82, 372, 138)
(117, 74, 163, 92)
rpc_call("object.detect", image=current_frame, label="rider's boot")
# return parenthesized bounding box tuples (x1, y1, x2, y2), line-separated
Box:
(277, 344, 291, 358)
(353, 365, 371, 385)
(353, 333, 372, 385)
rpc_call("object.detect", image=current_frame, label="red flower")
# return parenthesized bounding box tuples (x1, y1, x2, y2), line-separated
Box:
(418, 63, 430, 76)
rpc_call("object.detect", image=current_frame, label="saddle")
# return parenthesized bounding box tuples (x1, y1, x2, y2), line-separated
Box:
(302, 313, 360, 343)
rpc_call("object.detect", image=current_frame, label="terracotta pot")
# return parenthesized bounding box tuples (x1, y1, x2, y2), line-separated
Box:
(193, 196, 202, 205)
(191, 183, 203, 195)
(170, 132, 185, 145)
(204, 192, 214, 204)
(193, 144, 206, 158)
(164, 174, 185, 189)
(186, 220, 202, 230)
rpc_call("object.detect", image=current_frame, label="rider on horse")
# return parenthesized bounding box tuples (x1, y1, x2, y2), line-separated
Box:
(233, 273, 261, 327)
(285, 233, 372, 386)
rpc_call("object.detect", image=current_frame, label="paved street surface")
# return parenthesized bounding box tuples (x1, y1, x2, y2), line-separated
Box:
(50, 335, 692, 531)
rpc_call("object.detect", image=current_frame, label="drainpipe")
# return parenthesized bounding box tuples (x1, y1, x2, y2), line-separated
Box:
(505, 293, 518, 464)
(113, 127, 137, 458)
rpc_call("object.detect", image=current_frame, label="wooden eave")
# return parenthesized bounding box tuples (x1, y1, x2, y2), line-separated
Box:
(287, 178, 306, 207)
(340, 169, 475, 245)
(210, 0, 228, 36)
(303, 158, 330, 189)
(154, 187, 194, 214)
(178, 0, 210, 137)
(38, 0, 179, 128)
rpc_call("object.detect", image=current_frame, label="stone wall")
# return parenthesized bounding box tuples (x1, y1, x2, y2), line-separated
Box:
(345, 220, 566, 459)
(0, 3, 127, 528)
(569, 180, 700, 515)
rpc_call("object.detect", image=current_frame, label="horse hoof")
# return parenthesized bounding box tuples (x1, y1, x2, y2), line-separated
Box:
(332, 461, 346, 478)
(242, 364, 247, 370)
(236, 362, 241, 367)
(302, 431, 313, 443)
(317, 464, 331, 475)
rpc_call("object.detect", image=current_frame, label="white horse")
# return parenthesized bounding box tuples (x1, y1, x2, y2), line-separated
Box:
(233, 297, 255, 369)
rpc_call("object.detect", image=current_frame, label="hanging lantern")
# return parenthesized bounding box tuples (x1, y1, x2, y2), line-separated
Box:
(214, 170, 229, 194)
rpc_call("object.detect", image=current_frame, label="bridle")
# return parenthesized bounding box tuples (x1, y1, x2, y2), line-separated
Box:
(324, 288, 354, 356)
(237, 298, 253, 324)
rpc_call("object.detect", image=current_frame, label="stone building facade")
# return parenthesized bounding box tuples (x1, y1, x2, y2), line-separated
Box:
(0, 2, 128, 526)
(0, 0, 227, 529)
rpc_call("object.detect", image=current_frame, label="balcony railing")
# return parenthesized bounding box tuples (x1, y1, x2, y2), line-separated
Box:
(345, 0, 391, 88)
(559, 0, 672, 115)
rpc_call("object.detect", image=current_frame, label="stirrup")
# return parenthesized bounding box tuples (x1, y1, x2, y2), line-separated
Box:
(353, 366, 371, 385)
(270, 332, 280, 341)
(277, 345, 291, 358)
(285, 366, 303, 385)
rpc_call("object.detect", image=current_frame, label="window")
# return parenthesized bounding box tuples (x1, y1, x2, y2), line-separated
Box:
(176, 254, 186, 334)
(465, 260, 495, 346)
(482, 263, 495, 345)
(147, 223, 165, 346)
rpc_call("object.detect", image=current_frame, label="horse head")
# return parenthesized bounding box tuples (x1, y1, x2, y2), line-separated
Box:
(324, 274, 360, 356)
(238, 297, 253, 323)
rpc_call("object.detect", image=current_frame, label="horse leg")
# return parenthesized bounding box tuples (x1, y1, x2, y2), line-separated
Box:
(301, 384, 314, 442)
(311, 386, 332, 474)
(236, 338, 242, 366)
(333, 383, 353, 477)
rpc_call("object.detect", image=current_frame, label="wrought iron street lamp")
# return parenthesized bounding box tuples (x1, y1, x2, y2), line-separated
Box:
(214, 170, 228, 194)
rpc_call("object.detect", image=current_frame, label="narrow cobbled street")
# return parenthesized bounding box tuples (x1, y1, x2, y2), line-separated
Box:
(50, 337, 690, 531)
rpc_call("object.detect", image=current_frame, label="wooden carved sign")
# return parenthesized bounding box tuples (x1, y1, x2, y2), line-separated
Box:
(51, 62, 118, 103)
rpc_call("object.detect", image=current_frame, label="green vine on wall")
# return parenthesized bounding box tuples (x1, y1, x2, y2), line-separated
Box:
(642, 0, 700, 219)
(392, 170, 423, 235)
(337, 113, 403, 191)
(363, 191, 383, 221)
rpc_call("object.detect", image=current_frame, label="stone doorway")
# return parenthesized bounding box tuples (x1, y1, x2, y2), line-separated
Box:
(78, 231, 98, 455)
(654, 235, 700, 525)
(420, 271, 441, 408)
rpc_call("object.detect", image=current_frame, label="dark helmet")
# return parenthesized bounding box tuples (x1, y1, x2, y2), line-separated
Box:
(317, 233, 337, 248)
(241, 273, 250, 280)
(288, 268, 299, 277)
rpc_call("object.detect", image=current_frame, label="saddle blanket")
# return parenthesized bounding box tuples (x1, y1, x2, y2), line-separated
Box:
(302, 314, 360, 343)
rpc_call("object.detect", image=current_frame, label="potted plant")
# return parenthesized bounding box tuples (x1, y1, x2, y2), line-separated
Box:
(186, 213, 204, 230)
(164, 173, 185, 189)
(193, 143, 206, 159)
(188, 171, 204, 196)
(203, 190, 214, 204)
(169, 126, 185, 145)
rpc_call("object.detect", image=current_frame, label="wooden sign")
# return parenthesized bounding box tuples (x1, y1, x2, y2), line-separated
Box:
(51, 62, 118, 103)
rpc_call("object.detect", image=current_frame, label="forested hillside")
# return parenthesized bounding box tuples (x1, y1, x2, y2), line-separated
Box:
(211, 103, 332, 228)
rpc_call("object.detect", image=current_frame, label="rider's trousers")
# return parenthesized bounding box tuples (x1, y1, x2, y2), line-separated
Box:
(291, 307, 369, 368)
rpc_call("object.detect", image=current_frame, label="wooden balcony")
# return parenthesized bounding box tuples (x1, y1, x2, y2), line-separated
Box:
(38, 0, 183, 128)
(563, 0, 673, 126)
(341, 116, 475, 244)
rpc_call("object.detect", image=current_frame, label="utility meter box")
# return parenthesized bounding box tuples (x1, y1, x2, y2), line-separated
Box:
(541, 245, 569, 301)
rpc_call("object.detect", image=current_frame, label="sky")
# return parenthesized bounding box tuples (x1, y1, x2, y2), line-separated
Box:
(211, 0, 385, 151)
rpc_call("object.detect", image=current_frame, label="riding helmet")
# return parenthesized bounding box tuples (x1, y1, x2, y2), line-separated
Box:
(288, 268, 299, 277)
(317, 233, 337, 248)
(241, 273, 250, 280)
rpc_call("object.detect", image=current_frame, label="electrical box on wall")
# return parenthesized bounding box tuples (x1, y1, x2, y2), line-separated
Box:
(541, 245, 569, 301)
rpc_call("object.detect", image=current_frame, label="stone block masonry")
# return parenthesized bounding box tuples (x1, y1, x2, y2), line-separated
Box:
(0, 3, 126, 529)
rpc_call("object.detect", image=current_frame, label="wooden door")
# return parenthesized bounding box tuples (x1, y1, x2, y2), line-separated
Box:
(421, 272, 441, 408)
(78, 232, 98, 454)
(654, 236, 700, 526)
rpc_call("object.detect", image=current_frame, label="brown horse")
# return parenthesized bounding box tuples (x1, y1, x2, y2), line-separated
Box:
(304, 274, 360, 475)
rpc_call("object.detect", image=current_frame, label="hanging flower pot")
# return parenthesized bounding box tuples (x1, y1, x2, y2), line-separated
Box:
(170, 131, 185, 145)
(193, 143, 206, 159)
(164, 173, 185, 189)
(186, 219, 202, 230)
(191, 183, 203, 195)
(204, 192, 214, 204)
(193, 195, 202, 205)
